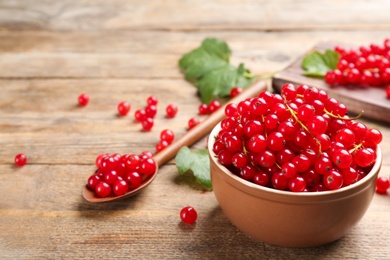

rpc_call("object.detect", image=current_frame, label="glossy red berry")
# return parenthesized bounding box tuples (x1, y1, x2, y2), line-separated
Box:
(145, 105, 157, 118)
(188, 117, 200, 129)
(95, 181, 111, 197)
(180, 206, 197, 224)
(134, 109, 146, 122)
(230, 87, 243, 98)
(141, 118, 154, 131)
(198, 104, 209, 115)
(87, 175, 101, 190)
(117, 101, 130, 116)
(113, 180, 129, 196)
(166, 104, 178, 118)
(125, 171, 142, 190)
(208, 100, 221, 113)
(323, 170, 343, 190)
(147, 96, 158, 106)
(78, 93, 89, 106)
(14, 153, 27, 166)
(376, 177, 390, 194)
(139, 158, 157, 175)
(160, 129, 174, 144)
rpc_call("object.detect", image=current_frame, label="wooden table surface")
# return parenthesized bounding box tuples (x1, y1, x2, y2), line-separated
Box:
(1, 1, 390, 258)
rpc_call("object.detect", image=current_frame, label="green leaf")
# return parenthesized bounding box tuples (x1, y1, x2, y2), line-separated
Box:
(301, 49, 339, 77)
(175, 147, 212, 190)
(179, 38, 231, 81)
(195, 63, 255, 103)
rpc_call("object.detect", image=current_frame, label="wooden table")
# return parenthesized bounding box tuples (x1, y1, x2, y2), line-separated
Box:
(1, 1, 390, 258)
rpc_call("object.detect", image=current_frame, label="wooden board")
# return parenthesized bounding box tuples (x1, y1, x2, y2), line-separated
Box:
(272, 41, 390, 123)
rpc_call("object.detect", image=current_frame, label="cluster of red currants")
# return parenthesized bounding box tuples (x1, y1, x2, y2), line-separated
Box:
(213, 83, 382, 192)
(324, 39, 390, 99)
(87, 152, 157, 197)
(133, 96, 178, 131)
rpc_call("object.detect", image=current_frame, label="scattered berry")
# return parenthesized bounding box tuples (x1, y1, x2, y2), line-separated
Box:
(198, 103, 209, 115)
(376, 177, 390, 194)
(141, 118, 154, 131)
(180, 206, 197, 224)
(166, 104, 178, 118)
(117, 101, 131, 116)
(208, 100, 221, 113)
(147, 96, 158, 106)
(78, 93, 89, 106)
(188, 117, 200, 129)
(160, 129, 174, 144)
(230, 87, 243, 98)
(134, 109, 146, 122)
(145, 105, 157, 118)
(14, 153, 27, 166)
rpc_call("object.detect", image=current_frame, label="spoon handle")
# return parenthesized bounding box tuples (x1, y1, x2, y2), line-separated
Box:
(152, 80, 267, 167)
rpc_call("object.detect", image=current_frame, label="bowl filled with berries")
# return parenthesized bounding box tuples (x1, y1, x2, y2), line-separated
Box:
(208, 83, 383, 247)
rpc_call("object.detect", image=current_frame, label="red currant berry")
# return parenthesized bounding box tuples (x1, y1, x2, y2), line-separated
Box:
(288, 176, 306, 192)
(87, 174, 100, 190)
(113, 179, 129, 196)
(267, 132, 285, 151)
(14, 153, 27, 166)
(180, 206, 197, 224)
(366, 128, 382, 145)
(95, 153, 108, 168)
(240, 165, 256, 181)
(272, 172, 288, 190)
(147, 96, 158, 106)
(156, 140, 169, 153)
(124, 154, 140, 171)
(332, 148, 352, 169)
(166, 104, 178, 118)
(104, 170, 118, 185)
(208, 100, 221, 113)
(323, 170, 343, 190)
(140, 150, 153, 158)
(145, 105, 157, 118)
(225, 103, 238, 117)
(78, 93, 89, 106)
(198, 104, 209, 115)
(188, 117, 200, 129)
(230, 87, 243, 98)
(141, 118, 154, 131)
(253, 172, 270, 187)
(95, 181, 111, 197)
(353, 148, 375, 167)
(376, 177, 390, 194)
(139, 158, 157, 175)
(125, 171, 142, 190)
(134, 109, 146, 122)
(117, 101, 130, 116)
(218, 149, 233, 165)
(232, 152, 247, 168)
(101, 155, 117, 172)
(160, 129, 174, 144)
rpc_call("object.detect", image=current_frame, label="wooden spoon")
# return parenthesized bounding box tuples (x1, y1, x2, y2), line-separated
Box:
(83, 81, 267, 203)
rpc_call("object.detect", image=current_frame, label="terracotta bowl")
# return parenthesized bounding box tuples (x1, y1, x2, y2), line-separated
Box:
(208, 124, 382, 247)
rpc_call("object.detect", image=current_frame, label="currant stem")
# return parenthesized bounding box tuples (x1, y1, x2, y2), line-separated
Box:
(324, 109, 364, 121)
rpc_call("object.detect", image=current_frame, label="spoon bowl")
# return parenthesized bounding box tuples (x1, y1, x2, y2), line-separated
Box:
(82, 81, 267, 203)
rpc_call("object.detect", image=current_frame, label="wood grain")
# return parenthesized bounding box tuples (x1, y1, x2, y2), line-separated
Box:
(1, 0, 390, 259)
